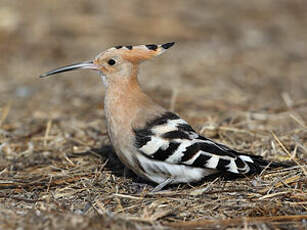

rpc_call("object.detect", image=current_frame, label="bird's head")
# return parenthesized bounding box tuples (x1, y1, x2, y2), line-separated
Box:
(40, 42, 175, 86)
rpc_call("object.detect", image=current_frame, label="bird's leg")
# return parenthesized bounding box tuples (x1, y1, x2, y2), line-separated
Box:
(151, 177, 175, 192)
(123, 166, 129, 178)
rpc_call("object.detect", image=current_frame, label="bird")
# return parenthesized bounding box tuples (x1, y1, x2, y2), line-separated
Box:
(40, 42, 288, 191)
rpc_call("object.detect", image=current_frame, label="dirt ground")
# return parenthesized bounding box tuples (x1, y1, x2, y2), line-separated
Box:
(0, 0, 306, 229)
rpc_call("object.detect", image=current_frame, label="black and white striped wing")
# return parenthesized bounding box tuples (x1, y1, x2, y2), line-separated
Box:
(134, 112, 266, 175)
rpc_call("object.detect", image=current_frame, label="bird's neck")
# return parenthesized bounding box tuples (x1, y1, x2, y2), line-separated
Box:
(103, 71, 153, 156)
(104, 71, 152, 128)
(105, 72, 147, 107)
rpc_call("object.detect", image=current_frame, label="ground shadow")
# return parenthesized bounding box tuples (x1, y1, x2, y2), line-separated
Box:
(84, 145, 158, 189)
(76, 144, 264, 191)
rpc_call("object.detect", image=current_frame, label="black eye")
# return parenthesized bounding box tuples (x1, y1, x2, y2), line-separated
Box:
(108, 59, 116, 66)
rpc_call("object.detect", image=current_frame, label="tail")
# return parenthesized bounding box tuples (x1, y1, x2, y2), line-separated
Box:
(239, 153, 293, 175)
(217, 153, 294, 180)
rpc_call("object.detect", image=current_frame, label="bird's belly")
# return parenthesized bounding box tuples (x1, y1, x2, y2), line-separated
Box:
(106, 119, 143, 174)
(134, 154, 217, 184)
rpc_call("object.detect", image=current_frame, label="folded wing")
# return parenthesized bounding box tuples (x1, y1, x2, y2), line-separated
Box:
(134, 112, 267, 175)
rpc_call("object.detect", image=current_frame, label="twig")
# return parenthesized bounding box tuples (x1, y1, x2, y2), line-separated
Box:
(68, 137, 102, 158)
(0, 194, 40, 203)
(259, 174, 301, 193)
(219, 126, 265, 137)
(13, 126, 45, 140)
(0, 173, 96, 189)
(165, 215, 307, 228)
(44, 120, 52, 146)
(271, 99, 307, 113)
(258, 191, 291, 200)
(271, 132, 307, 176)
(289, 113, 306, 129)
(0, 102, 11, 127)
(113, 194, 143, 200)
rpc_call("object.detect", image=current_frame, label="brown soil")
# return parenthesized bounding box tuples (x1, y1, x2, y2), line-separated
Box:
(0, 1, 306, 229)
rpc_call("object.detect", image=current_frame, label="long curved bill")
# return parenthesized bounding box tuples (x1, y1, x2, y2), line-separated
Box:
(39, 60, 98, 78)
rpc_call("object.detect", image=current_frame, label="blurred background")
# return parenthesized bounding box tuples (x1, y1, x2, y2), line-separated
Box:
(0, 0, 306, 158)
(1, 0, 307, 123)
(0, 1, 306, 228)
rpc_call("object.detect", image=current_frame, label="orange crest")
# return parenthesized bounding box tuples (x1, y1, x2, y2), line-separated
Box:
(107, 42, 175, 63)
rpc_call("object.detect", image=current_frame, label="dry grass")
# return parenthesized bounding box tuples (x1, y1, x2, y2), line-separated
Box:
(0, 0, 306, 229)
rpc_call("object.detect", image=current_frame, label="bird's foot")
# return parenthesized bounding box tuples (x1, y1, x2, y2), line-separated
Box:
(151, 177, 175, 192)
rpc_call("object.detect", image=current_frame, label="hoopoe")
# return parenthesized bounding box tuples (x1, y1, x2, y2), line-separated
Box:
(40, 42, 287, 191)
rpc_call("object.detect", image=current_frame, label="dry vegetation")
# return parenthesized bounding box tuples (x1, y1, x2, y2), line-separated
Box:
(0, 0, 306, 229)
